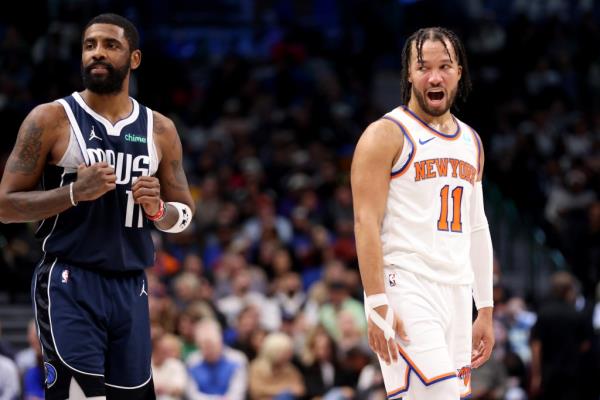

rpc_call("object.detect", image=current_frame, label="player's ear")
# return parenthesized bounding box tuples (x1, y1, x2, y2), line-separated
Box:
(130, 49, 141, 70)
(457, 65, 462, 81)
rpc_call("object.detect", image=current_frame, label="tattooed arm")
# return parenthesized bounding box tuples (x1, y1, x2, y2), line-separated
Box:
(0, 103, 73, 223)
(131, 111, 194, 230)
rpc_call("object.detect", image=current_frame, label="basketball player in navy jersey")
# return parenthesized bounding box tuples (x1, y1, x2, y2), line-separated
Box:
(352, 27, 494, 399)
(0, 14, 195, 400)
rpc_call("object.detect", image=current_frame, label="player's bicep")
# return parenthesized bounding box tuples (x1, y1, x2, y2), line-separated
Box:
(154, 116, 194, 211)
(351, 148, 390, 224)
(0, 106, 55, 193)
(351, 121, 403, 225)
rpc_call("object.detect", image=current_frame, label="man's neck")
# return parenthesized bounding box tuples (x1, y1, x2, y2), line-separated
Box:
(80, 89, 133, 124)
(406, 98, 456, 134)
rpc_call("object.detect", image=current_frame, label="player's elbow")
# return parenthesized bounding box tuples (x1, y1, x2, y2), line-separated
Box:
(0, 194, 16, 224)
(353, 211, 379, 235)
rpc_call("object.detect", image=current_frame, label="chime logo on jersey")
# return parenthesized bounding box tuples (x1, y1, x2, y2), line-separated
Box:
(124, 133, 147, 144)
(86, 148, 150, 185)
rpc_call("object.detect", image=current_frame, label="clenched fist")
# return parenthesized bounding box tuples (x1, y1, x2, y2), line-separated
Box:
(73, 162, 116, 202)
(132, 176, 161, 216)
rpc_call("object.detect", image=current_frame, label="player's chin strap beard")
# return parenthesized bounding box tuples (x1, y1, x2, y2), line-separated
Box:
(365, 293, 395, 340)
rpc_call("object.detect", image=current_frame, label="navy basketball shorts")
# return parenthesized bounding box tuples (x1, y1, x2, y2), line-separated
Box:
(32, 257, 155, 400)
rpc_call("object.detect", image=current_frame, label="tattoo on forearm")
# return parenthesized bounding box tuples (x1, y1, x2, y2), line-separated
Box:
(6, 187, 71, 222)
(164, 160, 188, 191)
(7, 121, 43, 174)
(8, 196, 33, 215)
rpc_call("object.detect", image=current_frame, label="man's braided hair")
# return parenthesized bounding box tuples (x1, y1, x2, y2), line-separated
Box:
(400, 27, 472, 106)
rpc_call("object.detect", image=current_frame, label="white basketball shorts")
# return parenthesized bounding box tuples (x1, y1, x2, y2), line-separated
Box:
(365, 268, 473, 399)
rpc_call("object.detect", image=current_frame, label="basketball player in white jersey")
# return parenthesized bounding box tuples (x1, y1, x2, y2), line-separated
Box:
(351, 27, 494, 399)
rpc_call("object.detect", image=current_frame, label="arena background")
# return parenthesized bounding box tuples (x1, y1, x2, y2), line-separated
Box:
(0, 0, 598, 399)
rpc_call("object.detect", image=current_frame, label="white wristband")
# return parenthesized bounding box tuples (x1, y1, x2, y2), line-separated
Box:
(365, 293, 395, 340)
(69, 182, 77, 206)
(156, 201, 192, 233)
(366, 293, 389, 309)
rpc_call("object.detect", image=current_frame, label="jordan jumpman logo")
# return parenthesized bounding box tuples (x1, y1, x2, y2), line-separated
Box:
(89, 126, 102, 141)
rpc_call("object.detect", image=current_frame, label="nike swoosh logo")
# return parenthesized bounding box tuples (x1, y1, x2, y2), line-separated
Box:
(419, 137, 436, 145)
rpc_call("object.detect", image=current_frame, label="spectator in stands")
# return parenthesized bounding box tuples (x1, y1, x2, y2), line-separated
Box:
(176, 309, 202, 361)
(336, 309, 369, 355)
(243, 194, 293, 246)
(194, 175, 223, 234)
(273, 272, 306, 318)
(14, 320, 37, 375)
(217, 267, 281, 331)
(530, 271, 594, 399)
(356, 356, 386, 400)
(149, 279, 179, 334)
(248, 332, 305, 400)
(0, 352, 20, 400)
(300, 326, 354, 400)
(187, 318, 247, 400)
(318, 279, 366, 345)
(172, 272, 202, 311)
(0, 322, 16, 360)
(214, 252, 268, 299)
(152, 333, 187, 400)
(21, 329, 43, 400)
(227, 304, 263, 360)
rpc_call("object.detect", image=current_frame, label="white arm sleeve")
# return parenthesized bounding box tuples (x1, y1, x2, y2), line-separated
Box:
(470, 182, 494, 309)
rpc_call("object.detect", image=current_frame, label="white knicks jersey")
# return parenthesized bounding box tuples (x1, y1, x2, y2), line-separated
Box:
(380, 106, 482, 285)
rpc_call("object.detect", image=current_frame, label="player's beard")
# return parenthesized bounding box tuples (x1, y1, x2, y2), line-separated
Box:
(412, 85, 458, 117)
(81, 60, 130, 95)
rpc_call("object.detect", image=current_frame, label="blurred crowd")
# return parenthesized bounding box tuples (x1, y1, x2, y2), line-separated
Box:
(1, 0, 600, 399)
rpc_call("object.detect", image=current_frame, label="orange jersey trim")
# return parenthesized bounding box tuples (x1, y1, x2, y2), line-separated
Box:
(386, 344, 457, 399)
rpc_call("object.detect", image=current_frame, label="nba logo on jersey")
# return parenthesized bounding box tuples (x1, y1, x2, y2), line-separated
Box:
(61, 269, 69, 284)
(388, 273, 397, 287)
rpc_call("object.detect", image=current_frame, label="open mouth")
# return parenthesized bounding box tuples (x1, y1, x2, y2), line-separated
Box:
(427, 91, 445, 101)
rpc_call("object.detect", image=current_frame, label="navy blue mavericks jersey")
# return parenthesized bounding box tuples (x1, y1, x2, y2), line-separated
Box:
(35, 92, 159, 271)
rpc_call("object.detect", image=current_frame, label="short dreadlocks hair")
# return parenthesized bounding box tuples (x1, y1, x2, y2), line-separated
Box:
(400, 27, 472, 106)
